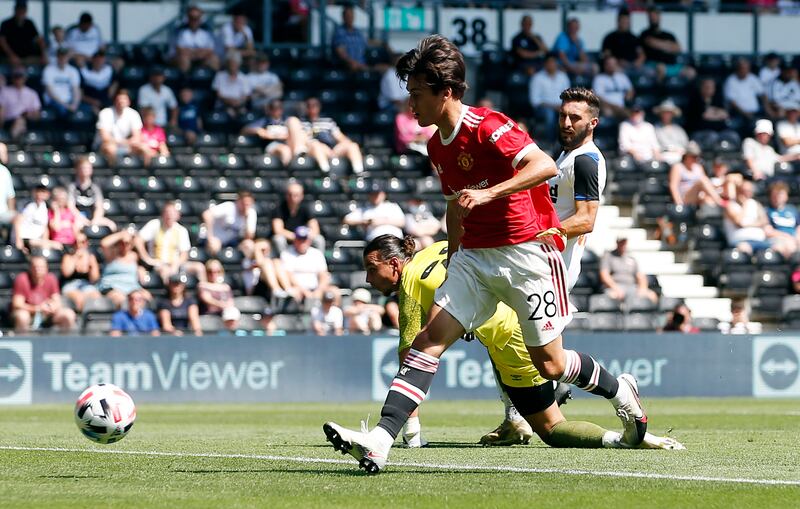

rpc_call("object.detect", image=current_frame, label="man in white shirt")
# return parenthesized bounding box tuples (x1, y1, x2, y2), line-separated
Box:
(378, 54, 408, 111)
(172, 5, 219, 73)
(65, 12, 103, 67)
(768, 66, 800, 117)
(618, 103, 662, 163)
(343, 182, 405, 242)
(212, 55, 251, 118)
(724, 58, 767, 122)
(202, 191, 256, 255)
(529, 53, 570, 141)
(591, 56, 633, 119)
(218, 12, 254, 60)
(137, 67, 178, 127)
(247, 53, 283, 110)
(280, 225, 331, 303)
(743, 119, 800, 180)
(134, 201, 195, 283)
(14, 184, 61, 252)
(96, 89, 146, 165)
(0, 163, 15, 231)
(777, 102, 800, 155)
(42, 47, 81, 117)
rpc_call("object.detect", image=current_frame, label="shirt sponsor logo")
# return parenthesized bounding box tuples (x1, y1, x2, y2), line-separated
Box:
(489, 120, 515, 144)
(457, 152, 474, 172)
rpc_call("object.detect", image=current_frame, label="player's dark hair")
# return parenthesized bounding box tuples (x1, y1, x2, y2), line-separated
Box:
(364, 234, 416, 262)
(560, 87, 600, 119)
(396, 35, 467, 99)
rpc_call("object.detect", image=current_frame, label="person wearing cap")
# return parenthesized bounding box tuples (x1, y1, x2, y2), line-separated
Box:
(668, 141, 725, 208)
(42, 46, 82, 118)
(654, 99, 689, 165)
(13, 184, 62, 253)
(767, 65, 800, 118)
(241, 99, 307, 167)
(723, 58, 768, 126)
(247, 53, 283, 110)
(65, 12, 104, 68)
(302, 96, 364, 173)
(639, 6, 694, 81)
(137, 67, 178, 128)
(591, 55, 633, 120)
(270, 181, 322, 254)
(618, 103, 663, 163)
(158, 273, 203, 336)
(343, 181, 405, 242)
(344, 287, 385, 335)
(0, 0, 47, 66)
(311, 287, 344, 336)
(279, 225, 331, 303)
(80, 50, 117, 114)
(742, 119, 800, 180)
(764, 181, 800, 258)
(529, 52, 570, 142)
(202, 191, 257, 256)
(0, 66, 41, 139)
(172, 5, 219, 73)
(552, 18, 596, 77)
(110, 289, 160, 337)
(776, 102, 800, 155)
(218, 11, 255, 61)
(599, 236, 658, 305)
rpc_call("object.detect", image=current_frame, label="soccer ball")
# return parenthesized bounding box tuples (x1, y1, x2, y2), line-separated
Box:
(74, 383, 137, 444)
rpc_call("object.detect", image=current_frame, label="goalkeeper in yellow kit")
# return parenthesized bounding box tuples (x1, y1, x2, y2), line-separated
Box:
(363, 234, 683, 450)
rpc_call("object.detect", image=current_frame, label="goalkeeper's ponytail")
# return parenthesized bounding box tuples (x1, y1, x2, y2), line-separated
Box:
(363, 234, 416, 262)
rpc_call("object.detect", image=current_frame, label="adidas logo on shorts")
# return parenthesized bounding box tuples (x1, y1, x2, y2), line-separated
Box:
(542, 321, 554, 332)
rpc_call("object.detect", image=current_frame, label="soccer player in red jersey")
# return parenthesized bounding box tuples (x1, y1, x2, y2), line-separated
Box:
(324, 35, 646, 473)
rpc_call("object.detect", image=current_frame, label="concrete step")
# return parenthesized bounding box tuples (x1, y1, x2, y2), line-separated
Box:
(684, 297, 732, 321)
(657, 274, 707, 291)
(631, 251, 675, 267)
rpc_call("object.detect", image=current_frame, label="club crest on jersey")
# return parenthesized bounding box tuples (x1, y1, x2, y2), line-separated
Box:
(457, 152, 474, 172)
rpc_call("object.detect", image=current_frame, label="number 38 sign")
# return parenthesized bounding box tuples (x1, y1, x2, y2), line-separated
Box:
(441, 8, 498, 57)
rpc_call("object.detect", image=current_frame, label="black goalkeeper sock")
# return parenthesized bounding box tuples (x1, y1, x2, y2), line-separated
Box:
(559, 350, 619, 399)
(376, 349, 439, 439)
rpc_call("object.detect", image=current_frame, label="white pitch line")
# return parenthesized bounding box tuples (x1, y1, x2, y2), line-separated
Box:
(1, 445, 799, 487)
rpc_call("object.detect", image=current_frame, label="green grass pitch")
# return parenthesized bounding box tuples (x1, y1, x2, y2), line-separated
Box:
(1, 398, 799, 509)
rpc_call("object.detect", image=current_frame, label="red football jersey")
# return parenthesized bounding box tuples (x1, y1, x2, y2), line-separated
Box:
(427, 105, 562, 249)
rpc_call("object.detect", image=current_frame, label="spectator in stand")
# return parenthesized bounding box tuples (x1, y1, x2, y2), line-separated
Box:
(48, 186, 83, 250)
(173, 5, 219, 73)
(247, 53, 283, 110)
(202, 191, 256, 255)
(654, 99, 689, 165)
(777, 102, 800, 154)
(344, 287, 384, 334)
(197, 259, 239, 319)
(668, 141, 725, 208)
(212, 54, 251, 119)
(529, 52, 570, 142)
(139, 107, 170, 166)
(0, 1, 47, 66)
(271, 181, 322, 254)
(137, 67, 178, 129)
(743, 119, 800, 180)
(510, 15, 548, 74)
(599, 236, 658, 305)
(12, 255, 76, 333)
(80, 50, 117, 113)
(592, 56, 633, 120)
(383, 293, 399, 330)
(14, 184, 62, 252)
(662, 301, 699, 333)
(0, 162, 15, 235)
(60, 231, 100, 313)
(404, 198, 441, 249)
(552, 17, 596, 77)
(311, 287, 344, 336)
(279, 225, 331, 304)
(767, 65, 800, 118)
(0, 66, 41, 139)
(378, 54, 407, 111)
(97, 230, 149, 308)
(710, 157, 741, 201)
(47, 25, 67, 62)
(217, 11, 255, 61)
(110, 289, 160, 337)
(601, 9, 644, 70)
(686, 77, 730, 134)
(42, 47, 81, 118)
(720, 297, 761, 335)
(332, 4, 368, 72)
(759, 52, 782, 89)
(395, 97, 436, 156)
(302, 96, 364, 174)
(96, 89, 147, 166)
(65, 12, 104, 68)
(241, 99, 306, 167)
(723, 180, 785, 256)
(618, 103, 662, 163)
(158, 273, 203, 336)
(724, 58, 767, 128)
(239, 238, 296, 302)
(765, 181, 800, 255)
(176, 87, 202, 145)
(639, 6, 694, 81)
(134, 201, 199, 283)
(343, 182, 405, 242)
(67, 156, 116, 230)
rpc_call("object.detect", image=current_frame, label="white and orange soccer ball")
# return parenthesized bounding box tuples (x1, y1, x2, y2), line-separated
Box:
(74, 383, 137, 444)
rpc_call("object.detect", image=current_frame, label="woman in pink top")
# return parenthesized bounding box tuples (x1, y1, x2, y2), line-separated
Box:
(48, 186, 84, 248)
(394, 98, 436, 155)
(140, 107, 170, 166)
